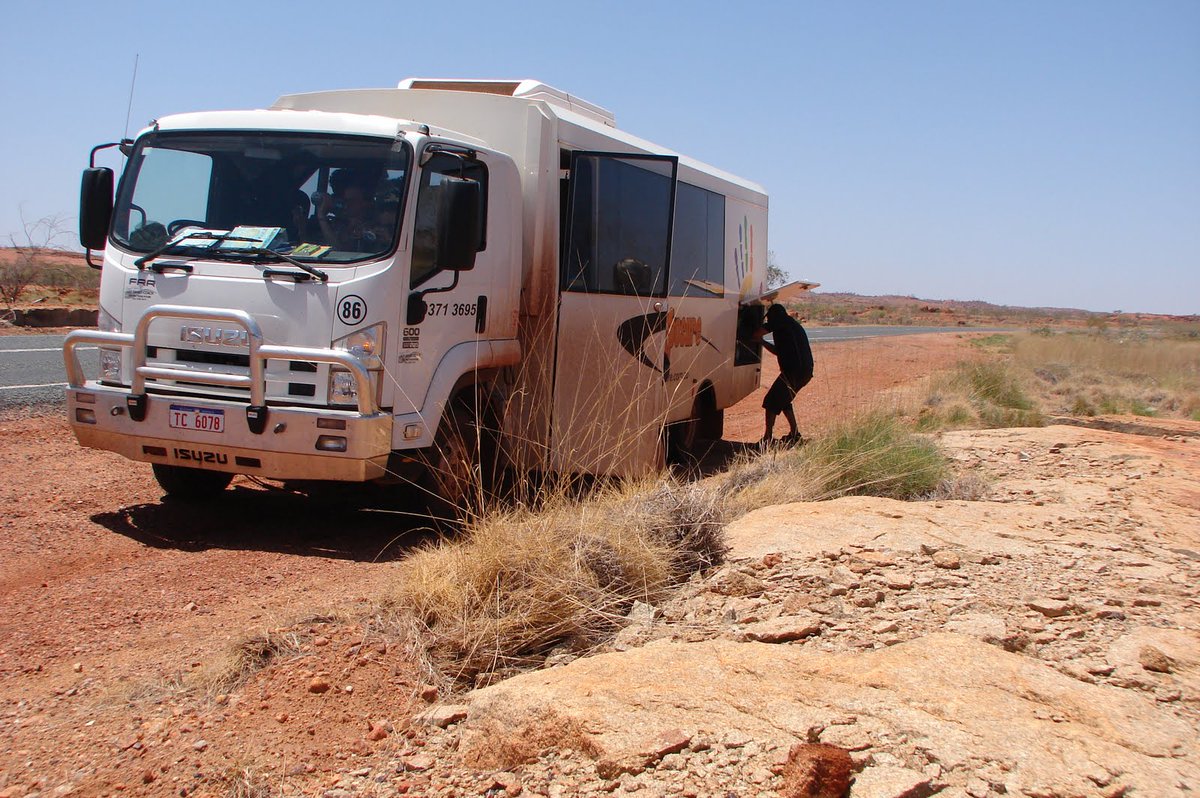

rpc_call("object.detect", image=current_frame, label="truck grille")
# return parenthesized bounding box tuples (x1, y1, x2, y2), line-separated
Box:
(141, 346, 324, 403)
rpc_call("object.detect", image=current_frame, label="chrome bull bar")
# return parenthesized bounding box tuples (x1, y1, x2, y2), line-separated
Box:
(63, 305, 378, 433)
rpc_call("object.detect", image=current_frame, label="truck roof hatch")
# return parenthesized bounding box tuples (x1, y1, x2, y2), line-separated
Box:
(396, 78, 616, 128)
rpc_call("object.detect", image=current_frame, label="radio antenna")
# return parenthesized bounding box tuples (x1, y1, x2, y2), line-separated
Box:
(123, 54, 140, 140)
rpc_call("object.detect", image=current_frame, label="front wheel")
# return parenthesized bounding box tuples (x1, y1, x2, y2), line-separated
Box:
(152, 464, 233, 501)
(421, 397, 496, 521)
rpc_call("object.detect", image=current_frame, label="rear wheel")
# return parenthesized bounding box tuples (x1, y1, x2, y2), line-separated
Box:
(152, 464, 233, 501)
(668, 387, 721, 466)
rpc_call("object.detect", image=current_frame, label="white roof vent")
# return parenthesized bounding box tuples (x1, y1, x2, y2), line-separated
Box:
(396, 78, 615, 127)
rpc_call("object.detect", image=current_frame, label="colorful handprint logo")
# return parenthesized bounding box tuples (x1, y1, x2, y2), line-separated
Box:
(734, 216, 757, 300)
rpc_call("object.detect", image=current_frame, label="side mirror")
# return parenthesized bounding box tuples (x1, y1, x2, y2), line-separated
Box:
(435, 177, 481, 272)
(79, 167, 114, 250)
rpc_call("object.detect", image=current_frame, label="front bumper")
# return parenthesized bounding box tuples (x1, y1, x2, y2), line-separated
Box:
(67, 386, 391, 481)
(63, 305, 392, 482)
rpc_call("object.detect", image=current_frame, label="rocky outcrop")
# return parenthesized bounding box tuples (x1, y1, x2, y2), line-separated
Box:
(391, 424, 1199, 797)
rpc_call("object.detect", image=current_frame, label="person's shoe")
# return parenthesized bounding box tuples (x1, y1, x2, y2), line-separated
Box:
(783, 432, 804, 446)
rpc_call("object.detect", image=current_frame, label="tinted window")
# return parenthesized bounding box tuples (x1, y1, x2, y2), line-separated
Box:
(411, 151, 488, 288)
(669, 182, 725, 297)
(563, 155, 675, 296)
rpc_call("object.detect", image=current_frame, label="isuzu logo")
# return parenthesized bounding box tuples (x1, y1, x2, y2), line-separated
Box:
(179, 326, 250, 347)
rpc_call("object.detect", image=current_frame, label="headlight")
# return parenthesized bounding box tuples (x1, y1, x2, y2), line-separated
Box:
(329, 370, 359, 405)
(332, 323, 385, 367)
(330, 323, 384, 406)
(98, 306, 123, 383)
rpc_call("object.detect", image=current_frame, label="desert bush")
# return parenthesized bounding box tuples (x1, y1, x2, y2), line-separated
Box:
(385, 477, 726, 683)
(198, 629, 305, 695)
(913, 361, 1043, 430)
(719, 413, 948, 512)
(959, 361, 1036, 411)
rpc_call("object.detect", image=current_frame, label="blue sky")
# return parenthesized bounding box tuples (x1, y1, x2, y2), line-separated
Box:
(2, 0, 1196, 314)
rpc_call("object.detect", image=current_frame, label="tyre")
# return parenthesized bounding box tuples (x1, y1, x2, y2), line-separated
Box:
(424, 396, 495, 518)
(668, 387, 721, 466)
(152, 464, 233, 500)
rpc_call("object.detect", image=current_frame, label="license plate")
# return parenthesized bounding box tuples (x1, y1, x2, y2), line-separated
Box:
(168, 404, 224, 433)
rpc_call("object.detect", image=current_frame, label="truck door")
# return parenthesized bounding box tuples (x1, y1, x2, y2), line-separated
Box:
(551, 152, 678, 477)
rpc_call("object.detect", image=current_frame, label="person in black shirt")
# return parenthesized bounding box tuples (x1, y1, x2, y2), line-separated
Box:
(755, 303, 814, 444)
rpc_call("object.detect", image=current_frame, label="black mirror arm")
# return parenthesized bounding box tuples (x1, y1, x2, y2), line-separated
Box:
(89, 139, 133, 168)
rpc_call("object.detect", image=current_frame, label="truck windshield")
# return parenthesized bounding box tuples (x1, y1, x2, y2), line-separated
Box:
(112, 131, 411, 263)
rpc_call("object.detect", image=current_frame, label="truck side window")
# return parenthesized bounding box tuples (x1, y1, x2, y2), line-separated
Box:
(564, 155, 673, 297)
(669, 182, 725, 298)
(411, 153, 488, 288)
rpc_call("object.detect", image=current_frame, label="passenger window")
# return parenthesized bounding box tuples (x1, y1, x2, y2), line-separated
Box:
(411, 152, 488, 288)
(669, 182, 725, 297)
(563, 154, 676, 296)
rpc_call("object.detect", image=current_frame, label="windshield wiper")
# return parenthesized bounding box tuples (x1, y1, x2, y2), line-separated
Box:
(210, 247, 329, 282)
(135, 232, 328, 281)
(133, 231, 261, 269)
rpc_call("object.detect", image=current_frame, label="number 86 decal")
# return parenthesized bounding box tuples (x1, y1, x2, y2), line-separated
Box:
(339, 295, 367, 324)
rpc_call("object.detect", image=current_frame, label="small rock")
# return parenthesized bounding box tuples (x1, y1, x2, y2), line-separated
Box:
(739, 613, 821, 643)
(367, 722, 388, 741)
(192, 739, 208, 751)
(142, 769, 157, 784)
(308, 677, 331, 694)
(639, 728, 691, 762)
(712, 570, 767, 597)
(417, 704, 469, 728)
(1139, 646, 1174, 674)
(1026, 598, 1071, 618)
(312, 636, 330, 647)
(184, 601, 198, 612)
(852, 590, 884, 608)
(419, 684, 439, 703)
(626, 600, 657, 626)
(400, 753, 435, 772)
(884, 574, 914, 590)
(932, 551, 961, 570)
(487, 772, 524, 796)
(72, 662, 83, 673)
(275, 713, 288, 724)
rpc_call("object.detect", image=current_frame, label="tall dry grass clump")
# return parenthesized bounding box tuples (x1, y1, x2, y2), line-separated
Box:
(719, 413, 949, 513)
(1014, 331, 1200, 419)
(915, 360, 1043, 430)
(385, 477, 727, 684)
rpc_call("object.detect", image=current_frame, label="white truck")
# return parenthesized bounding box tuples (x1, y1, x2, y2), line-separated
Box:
(65, 79, 769, 504)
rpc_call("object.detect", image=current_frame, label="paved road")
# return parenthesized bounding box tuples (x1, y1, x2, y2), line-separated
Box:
(0, 326, 996, 410)
(0, 334, 95, 408)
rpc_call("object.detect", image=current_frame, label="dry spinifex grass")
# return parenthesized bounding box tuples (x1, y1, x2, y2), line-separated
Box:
(385, 476, 727, 685)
